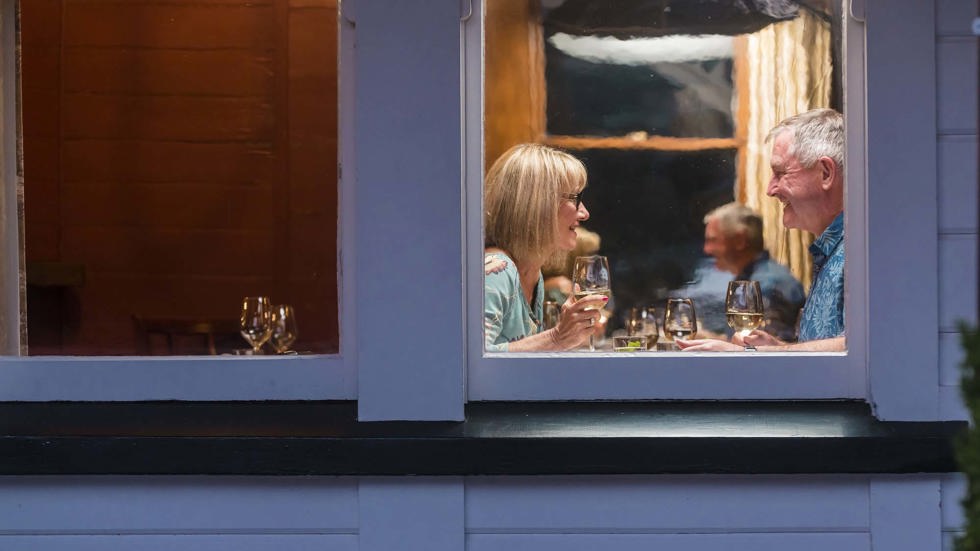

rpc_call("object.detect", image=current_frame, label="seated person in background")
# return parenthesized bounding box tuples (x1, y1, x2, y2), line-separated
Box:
(543, 226, 601, 305)
(484, 143, 608, 352)
(679, 108, 846, 352)
(541, 227, 610, 338)
(702, 202, 805, 342)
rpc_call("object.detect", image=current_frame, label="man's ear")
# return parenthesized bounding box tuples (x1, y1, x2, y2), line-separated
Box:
(818, 156, 837, 190)
(732, 230, 748, 251)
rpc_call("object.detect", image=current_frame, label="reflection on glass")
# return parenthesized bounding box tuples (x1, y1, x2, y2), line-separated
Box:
(663, 298, 697, 342)
(572, 255, 611, 352)
(270, 304, 299, 354)
(240, 297, 273, 355)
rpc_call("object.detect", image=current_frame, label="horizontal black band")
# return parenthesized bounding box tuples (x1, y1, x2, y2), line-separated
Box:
(0, 401, 964, 475)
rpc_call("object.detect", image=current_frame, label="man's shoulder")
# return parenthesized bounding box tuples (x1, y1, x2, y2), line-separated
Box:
(756, 258, 803, 286)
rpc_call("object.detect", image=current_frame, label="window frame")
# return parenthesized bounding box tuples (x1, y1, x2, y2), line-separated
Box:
(464, 0, 869, 401)
(0, 0, 356, 401)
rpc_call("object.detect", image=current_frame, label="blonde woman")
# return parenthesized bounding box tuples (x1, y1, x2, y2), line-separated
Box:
(484, 143, 607, 352)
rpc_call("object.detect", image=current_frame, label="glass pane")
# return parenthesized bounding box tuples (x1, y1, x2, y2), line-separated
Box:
(484, 0, 844, 352)
(545, 39, 735, 138)
(572, 148, 736, 335)
(20, 0, 339, 355)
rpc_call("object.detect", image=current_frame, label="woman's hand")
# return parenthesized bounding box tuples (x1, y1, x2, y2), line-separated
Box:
(550, 293, 607, 350)
(675, 338, 741, 351)
(734, 330, 784, 347)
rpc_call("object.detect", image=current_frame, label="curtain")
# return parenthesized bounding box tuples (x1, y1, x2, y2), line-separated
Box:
(738, 8, 832, 291)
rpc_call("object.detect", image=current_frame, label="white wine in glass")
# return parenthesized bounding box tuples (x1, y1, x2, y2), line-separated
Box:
(572, 255, 611, 352)
(240, 296, 273, 354)
(663, 298, 697, 343)
(270, 304, 298, 354)
(725, 280, 764, 348)
(627, 306, 659, 350)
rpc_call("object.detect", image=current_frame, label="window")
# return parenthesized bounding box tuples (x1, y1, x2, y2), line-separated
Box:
(18, 0, 339, 357)
(467, 0, 867, 400)
(0, 0, 354, 400)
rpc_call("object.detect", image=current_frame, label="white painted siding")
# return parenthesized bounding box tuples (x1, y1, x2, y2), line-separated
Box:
(0, 477, 357, 539)
(937, 0, 978, 421)
(942, 474, 966, 551)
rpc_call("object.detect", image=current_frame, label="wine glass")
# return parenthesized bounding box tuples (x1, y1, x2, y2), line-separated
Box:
(572, 255, 611, 351)
(726, 280, 764, 350)
(627, 306, 659, 350)
(240, 296, 273, 354)
(663, 298, 697, 344)
(269, 304, 299, 354)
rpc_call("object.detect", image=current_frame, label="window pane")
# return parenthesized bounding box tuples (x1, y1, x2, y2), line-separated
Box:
(20, 0, 339, 355)
(573, 148, 736, 335)
(545, 40, 735, 138)
(484, 0, 843, 352)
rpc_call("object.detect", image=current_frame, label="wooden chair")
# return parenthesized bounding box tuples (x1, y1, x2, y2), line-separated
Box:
(132, 316, 240, 355)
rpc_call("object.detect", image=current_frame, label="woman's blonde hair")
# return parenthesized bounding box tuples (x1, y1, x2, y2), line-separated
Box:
(484, 143, 587, 265)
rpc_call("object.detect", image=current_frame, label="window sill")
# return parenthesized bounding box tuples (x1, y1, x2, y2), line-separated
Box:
(0, 401, 963, 475)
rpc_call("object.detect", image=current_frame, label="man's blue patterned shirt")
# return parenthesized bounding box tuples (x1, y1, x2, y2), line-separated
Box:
(798, 213, 845, 342)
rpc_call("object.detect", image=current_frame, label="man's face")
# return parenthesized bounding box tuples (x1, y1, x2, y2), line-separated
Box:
(703, 218, 739, 274)
(766, 132, 826, 233)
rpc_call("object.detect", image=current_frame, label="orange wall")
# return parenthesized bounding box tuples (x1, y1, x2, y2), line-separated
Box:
(21, 0, 339, 354)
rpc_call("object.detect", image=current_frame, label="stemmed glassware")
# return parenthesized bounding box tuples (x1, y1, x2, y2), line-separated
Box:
(240, 296, 273, 354)
(725, 280, 764, 350)
(627, 306, 659, 350)
(269, 304, 299, 354)
(663, 298, 697, 344)
(572, 255, 611, 352)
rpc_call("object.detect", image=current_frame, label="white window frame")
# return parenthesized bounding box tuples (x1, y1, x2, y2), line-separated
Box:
(463, 0, 934, 418)
(0, 0, 356, 401)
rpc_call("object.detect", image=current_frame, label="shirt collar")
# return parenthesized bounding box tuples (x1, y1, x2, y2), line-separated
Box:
(809, 212, 844, 269)
(735, 250, 770, 281)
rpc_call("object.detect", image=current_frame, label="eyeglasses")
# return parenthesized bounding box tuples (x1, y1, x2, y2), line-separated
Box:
(562, 191, 584, 209)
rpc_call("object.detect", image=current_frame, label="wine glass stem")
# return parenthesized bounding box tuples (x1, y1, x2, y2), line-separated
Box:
(588, 335, 596, 352)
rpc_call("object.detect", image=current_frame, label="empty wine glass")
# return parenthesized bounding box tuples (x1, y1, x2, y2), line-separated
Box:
(240, 296, 273, 354)
(269, 304, 298, 354)
(726, 280, 764, 350)
(663, 298, 697, 344)
(572, 255, 611, 351)
(627, 306, 659, 350)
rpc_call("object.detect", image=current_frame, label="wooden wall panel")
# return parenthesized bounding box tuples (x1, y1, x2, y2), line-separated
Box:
(60, 228, 277, 277)
(63, 49, 274, 96)
(284, 0, 339, 352)
(484, 0, 545, 167)
(62, 3, 276, 49)
(62, 96, 275, 141)
(21, 0, 340, 354)
(61, 141, 278, 185)
(59, 183, 276, 228)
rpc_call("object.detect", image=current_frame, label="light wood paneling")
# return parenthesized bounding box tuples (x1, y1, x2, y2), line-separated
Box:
(484, 0, 545, 167)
